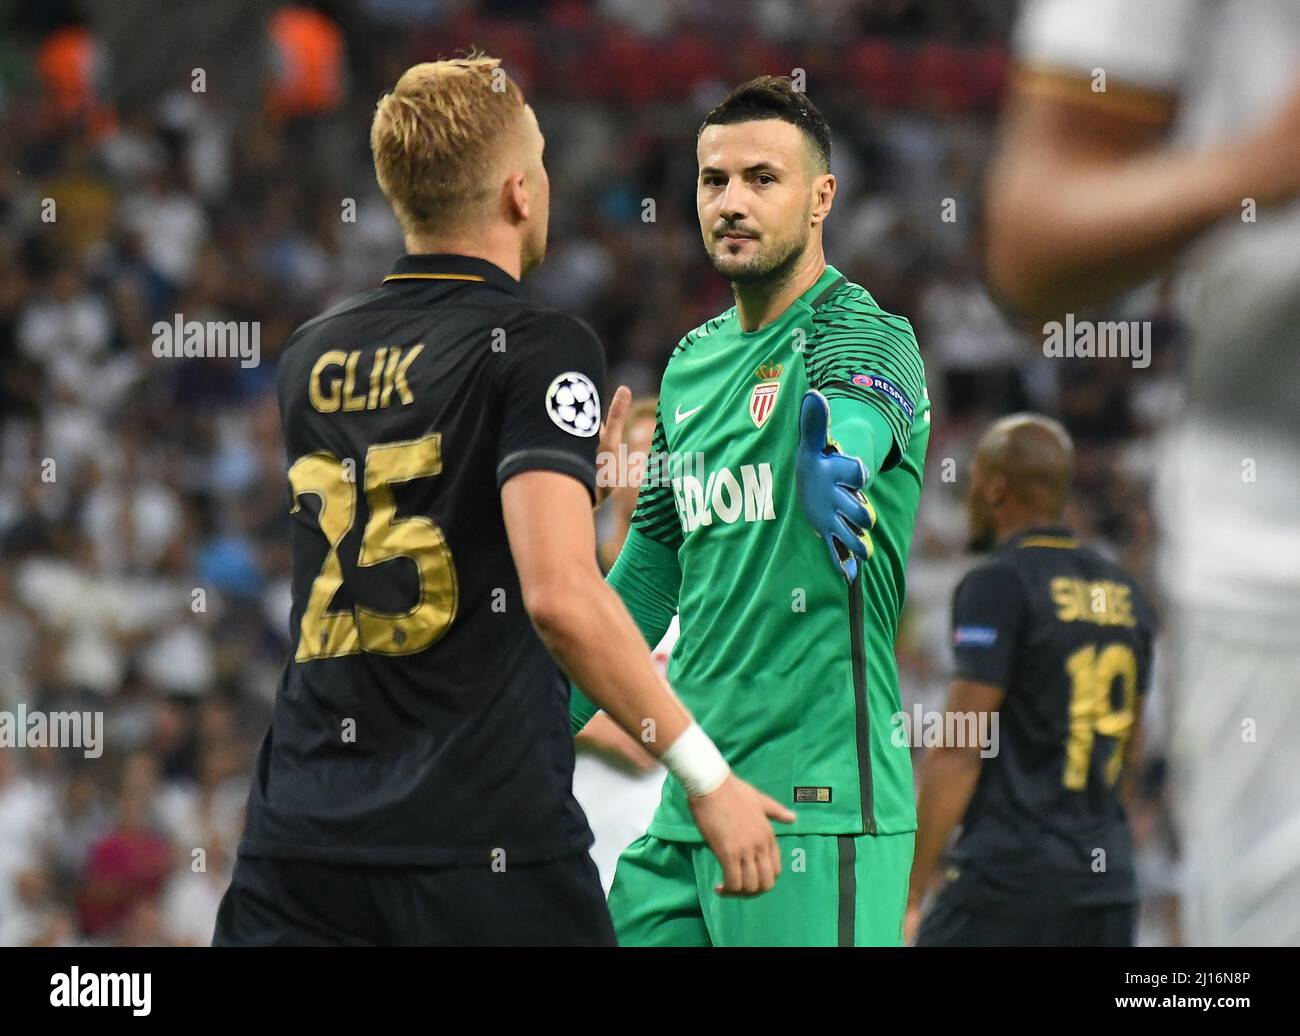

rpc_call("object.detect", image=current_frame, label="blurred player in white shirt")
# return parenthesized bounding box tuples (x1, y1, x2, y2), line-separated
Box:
(573, 399, 669, 893)
(985, 0, 1300, 945)
(573, 619, 675, 893)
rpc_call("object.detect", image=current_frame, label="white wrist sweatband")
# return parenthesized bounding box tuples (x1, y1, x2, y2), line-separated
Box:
(661, 722, 730, 797)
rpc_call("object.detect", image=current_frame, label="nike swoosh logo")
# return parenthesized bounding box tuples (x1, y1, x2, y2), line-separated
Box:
(675, 403, 704, 424)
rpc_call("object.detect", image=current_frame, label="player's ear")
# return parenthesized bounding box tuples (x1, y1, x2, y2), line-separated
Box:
(986, 473, 1008, 509)
(503, 170, 529, 224)
(810, 172, 835, 225)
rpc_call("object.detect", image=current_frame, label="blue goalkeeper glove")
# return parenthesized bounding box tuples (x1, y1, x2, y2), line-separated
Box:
(795, 390, 877, 584)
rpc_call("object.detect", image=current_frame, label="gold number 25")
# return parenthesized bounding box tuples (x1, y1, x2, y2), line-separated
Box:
(288, 433, 458, 661)
(1062, 642, 1138, 791)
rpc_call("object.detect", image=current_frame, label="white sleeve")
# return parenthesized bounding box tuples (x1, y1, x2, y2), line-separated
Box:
(1014, 0, 1204, 93)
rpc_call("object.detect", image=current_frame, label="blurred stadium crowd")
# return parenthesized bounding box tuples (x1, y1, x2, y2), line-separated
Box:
(0, 0, 1182, 946)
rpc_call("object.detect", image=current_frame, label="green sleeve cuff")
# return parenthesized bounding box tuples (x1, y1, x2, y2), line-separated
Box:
(828, 395, 896, 485)
(570, 524, 683, 735)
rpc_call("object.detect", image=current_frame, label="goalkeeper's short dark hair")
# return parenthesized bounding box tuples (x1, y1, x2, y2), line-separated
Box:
(698, 75, 831, 173)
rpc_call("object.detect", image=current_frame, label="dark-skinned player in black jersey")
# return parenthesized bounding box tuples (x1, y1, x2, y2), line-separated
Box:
(906, 414, 1156, 947)
(213, 56, 792, 947)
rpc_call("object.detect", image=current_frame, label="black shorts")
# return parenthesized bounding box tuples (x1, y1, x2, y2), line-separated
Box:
(212, 851, 616, 947)
(916, 888, 1136, 947)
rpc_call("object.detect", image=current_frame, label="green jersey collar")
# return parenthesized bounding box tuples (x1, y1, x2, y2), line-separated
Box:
(799, 264, 847, 310)
(738, 264, 846, 338)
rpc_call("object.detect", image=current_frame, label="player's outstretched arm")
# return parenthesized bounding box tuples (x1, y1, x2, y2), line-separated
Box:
(985, 75, 1300, 317)
(906, 677, 1004, 944)
(502, 469, 795, 896)
(795, 391, 896, 582)
(795, 390, 876, 583)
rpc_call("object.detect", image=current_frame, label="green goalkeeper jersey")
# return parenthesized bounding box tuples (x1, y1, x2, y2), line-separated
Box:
(606, 265, 928, 840)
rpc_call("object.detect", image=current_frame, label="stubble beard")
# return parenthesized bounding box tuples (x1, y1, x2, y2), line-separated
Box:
(710, 225, 809, 294)
(966, 504, 996, 553)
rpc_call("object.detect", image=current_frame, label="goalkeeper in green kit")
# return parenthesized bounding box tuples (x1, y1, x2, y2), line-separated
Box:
(571, 75, 929, 946)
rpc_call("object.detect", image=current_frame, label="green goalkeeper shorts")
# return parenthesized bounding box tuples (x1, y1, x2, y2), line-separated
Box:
(607, 831, 914, 947)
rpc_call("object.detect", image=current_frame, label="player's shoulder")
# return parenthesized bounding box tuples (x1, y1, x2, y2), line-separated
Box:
(1019, 533, 1158, 631)
(1003, 529, 1094, 578)
(512, 301, 603, 340)
(962, 550, 1025, 584)
(281, 286, 390, 360)
(814, 278, 919, 342)
(1063, 536, 1135, 582)
(1073, 543, 1159, 630)
(669, 305, 738, 360)
(491, 309, 606, 413)
(956, 551, 1027, 601)
(285, 278, 573, 349)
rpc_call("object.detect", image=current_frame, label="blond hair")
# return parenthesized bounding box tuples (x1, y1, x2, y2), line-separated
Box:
(370, 57, 526, 237)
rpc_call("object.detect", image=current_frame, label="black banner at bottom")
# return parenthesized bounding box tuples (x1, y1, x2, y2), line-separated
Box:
(0, 945, 1286, 1021)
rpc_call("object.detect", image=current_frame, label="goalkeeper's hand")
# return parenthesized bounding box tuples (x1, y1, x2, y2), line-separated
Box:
(795, 390, 876, 584)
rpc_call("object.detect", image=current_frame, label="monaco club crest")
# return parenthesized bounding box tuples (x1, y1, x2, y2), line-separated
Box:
(749, 362, 782, 428)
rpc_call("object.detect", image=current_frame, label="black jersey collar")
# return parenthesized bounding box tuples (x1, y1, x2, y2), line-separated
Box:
(1004, 525, 1078, 550)
(384, 253, 522, 294)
